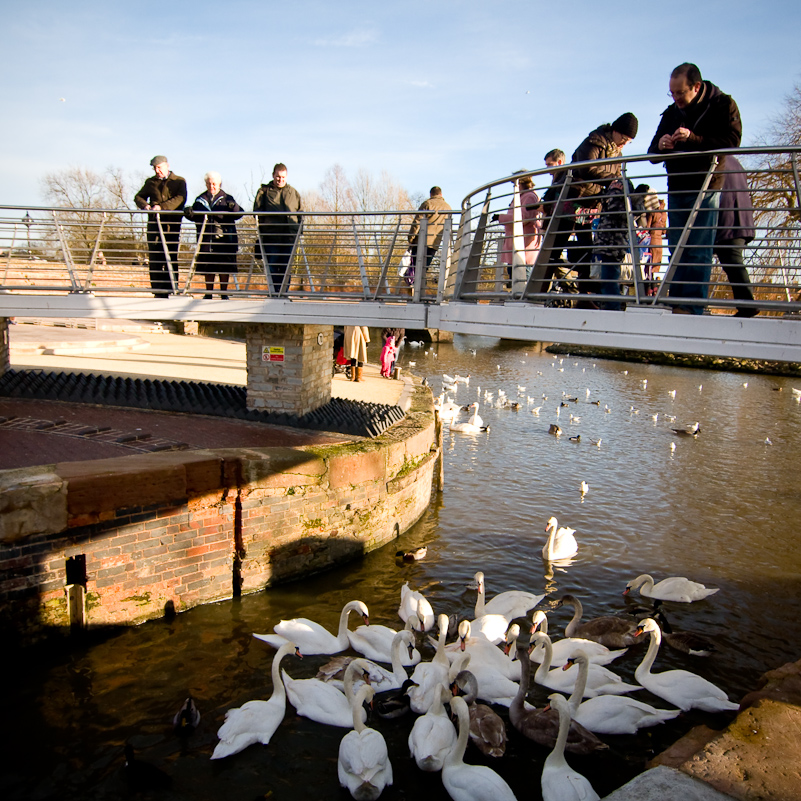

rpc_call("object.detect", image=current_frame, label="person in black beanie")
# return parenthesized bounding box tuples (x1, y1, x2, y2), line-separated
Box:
(543, 113, 638, 306)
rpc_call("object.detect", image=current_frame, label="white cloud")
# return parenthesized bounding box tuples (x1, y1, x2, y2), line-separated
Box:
(313, 27, 378, 47)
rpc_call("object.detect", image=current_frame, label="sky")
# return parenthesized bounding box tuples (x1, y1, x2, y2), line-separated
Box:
(2, 0, 799, 212)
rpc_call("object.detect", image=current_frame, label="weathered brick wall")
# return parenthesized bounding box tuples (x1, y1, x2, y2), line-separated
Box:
(0, 317, 8, 376)
(0, 386, 437, 644)
(245, 323, 332, 415)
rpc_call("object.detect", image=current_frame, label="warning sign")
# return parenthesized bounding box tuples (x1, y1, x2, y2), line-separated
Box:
(262, 346, 285, 363)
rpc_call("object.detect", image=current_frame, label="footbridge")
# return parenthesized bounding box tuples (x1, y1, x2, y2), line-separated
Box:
(2, 148, 800, 380)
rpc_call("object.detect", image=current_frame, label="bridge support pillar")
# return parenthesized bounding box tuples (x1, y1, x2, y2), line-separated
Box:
(0, 318, 9, 378)
(245, 323, 333, 416)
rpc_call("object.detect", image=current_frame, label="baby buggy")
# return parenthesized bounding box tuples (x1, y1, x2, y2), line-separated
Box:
(332, 329, 352, 379)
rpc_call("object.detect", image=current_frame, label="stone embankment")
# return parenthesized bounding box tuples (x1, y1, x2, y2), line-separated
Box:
(0, 382, 439, 646)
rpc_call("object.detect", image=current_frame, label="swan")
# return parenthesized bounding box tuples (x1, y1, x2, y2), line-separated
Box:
(510, 643, 607, 755)
(529, 611, 626, 666)
(455, 651, 520, 707)
(532, 632, 641, 698)
(348, 613, 422, 666)
(454, 374, 470, 384)
(652, 605, 717, 657)
(439, 397, 462, 422)
(450, 405, 490, 434)
(540, 694, 600, 801)
(634, 619, 739, 712)
(558, 594, 640, 648)
(471, 571, 544, 621)
(408, 614, 452, 713)
(470, 610, 511, 645)
(326, 631, 415, 694)
(211, 641, 300, 759)
(624, 574, 720, 603)
(447, 620, 521, 681)
(442, 695, 517, 801)
(282, 657, 371, 728)
(408, 684, 457, 772)
(542, 517, 578, 561)
(398, 582, 435, 631)
(253, 599, 369, 655)
(338, 684, 393, 800)
(450, 670, 507, 757)
(566, 652, 680, 735)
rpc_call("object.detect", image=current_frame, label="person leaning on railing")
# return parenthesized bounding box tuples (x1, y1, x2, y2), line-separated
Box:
(406, 186, 451, 286)
(648, 62, 742, 315)
(134, 155, 187, 298)
(184, 171, 244, 300)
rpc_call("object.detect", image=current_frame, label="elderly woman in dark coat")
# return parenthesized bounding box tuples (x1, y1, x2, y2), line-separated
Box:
(185, 171, 244, 299)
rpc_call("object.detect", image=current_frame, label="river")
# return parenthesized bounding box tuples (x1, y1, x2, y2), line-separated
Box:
(3, 335, 800, 800)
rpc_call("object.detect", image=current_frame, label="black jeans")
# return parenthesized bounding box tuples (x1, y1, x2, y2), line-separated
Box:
(713, 237, 755, 306)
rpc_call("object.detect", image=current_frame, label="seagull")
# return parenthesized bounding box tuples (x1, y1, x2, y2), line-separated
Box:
(531, 406, 542, 416)
(569, 414, 581, 424)
(672, 422, 700, 436)
(765, 437, 773, 445)
(604, 405, 611, 413)
(668, 390, 676, 399)
(742, 382, 748, 388)
(651, 413, 659, 422)
(792, 387, 801, 398)
(580, 481, 589, 495)
(590, 438, 602, 447)
(670, 442, 677, 452)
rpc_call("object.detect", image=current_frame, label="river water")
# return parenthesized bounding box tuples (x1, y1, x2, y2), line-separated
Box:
(4, 336, 800, 801)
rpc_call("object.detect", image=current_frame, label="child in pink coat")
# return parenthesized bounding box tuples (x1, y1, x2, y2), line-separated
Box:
(380, 335, 397, 378)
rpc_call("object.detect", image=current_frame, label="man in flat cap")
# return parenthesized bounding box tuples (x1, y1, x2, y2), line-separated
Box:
(135, 156, 187, 297)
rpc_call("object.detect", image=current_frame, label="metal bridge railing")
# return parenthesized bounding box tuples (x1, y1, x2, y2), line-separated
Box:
(1, 147, 799, 318)
(454, 147, 801, 316)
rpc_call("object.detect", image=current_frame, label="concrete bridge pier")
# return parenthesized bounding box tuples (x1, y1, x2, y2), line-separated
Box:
(245, 323, 334, 416)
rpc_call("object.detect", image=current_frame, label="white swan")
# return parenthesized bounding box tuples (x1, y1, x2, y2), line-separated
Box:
(282, 657, 370, 728)
(446, 620, 520, 681)
(530, 611, 627, 666)
(408, 684, 457, 772)
(624, 574, 720, 603)
(471, 571, 544, 621)
(442, 695, 517, 801)
(348, 614, 421, 666)
(338, 684, 393, 800)
(542, 517, 578, 561)
(566, 652, 680, 735)
(398, 582, 435, 631)
(532, 633, 641, 698)
(253, 599, 369, 655)
(540, 694, 600, 801)
(211, 641, 300, 759)
(634, 619, 739, 712)
(450, 404, 489, 434)
(328, 631, 416, 694)
(408, 614, 452, 713)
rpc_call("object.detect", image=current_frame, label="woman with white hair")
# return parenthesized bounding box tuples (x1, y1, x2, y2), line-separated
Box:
(185, 171, 244, 299)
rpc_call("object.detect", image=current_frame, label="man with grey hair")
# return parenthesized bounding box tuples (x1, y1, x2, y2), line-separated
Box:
(184, 171, 244, 299)
(135, 156, 187, 297)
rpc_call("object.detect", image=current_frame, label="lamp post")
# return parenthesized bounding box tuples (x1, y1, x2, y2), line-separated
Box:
(23, 211, 32, 257)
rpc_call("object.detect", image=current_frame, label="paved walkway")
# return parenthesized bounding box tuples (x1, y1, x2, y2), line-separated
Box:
(1, 320, 409, 470)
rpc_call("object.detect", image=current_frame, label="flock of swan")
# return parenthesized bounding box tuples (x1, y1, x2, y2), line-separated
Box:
(211, 554, 734, 801)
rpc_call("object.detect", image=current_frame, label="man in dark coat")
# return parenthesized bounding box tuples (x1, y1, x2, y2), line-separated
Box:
(253, 163, 302, 292)
(648, 63, 742, 314)
(134, 156, 187, 297)
(714, 155, 757, 316)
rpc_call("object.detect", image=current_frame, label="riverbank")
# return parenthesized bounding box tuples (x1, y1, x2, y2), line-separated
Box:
(545, 343, 801, 377)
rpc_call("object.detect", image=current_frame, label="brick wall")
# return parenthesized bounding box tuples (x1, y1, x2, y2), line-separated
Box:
(0, 386, 437, 645)
(245, 323, 332, 415)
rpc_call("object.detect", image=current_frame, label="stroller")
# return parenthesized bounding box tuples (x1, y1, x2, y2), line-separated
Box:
(332, 329, 352, 379)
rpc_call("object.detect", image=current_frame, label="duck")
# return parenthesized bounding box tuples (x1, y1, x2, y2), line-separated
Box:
(549, 423, 562, 436)
(396, 545, 428, 561)
(540, 694, 600, 801)
(634, 619, 739, 712)
(348, 613, 422, 666)
(471, 571, 544, 621)
(568, 435, 580, 443)
(338, 684, 393, 800)
(450, 669, 507, 757)
(509, 643, 607, 754)
(624, 574, 720, 603)
(398, 582, 435, 631)
(282, 657, 371, 728)
(565, 652, 680, 735)
(542, 517, 578, 562)
(408, 614, 452, 713)
(531, 632, 641, 698)
(122, 744, 172, 791)
(558, 594, 640, 648)
(253, 599, 369, 655)
(529, 611, 626, 666)
(651, 603, 718, 657)
(408, 684, 457, 772)
(211, 641, 300, 759)
(442, 696, 517, 801)
(173, 695, 201, 735)
(375, 677, 417, 720)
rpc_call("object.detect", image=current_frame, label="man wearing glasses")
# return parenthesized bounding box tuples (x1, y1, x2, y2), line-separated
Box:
(648, 63, 742, 314)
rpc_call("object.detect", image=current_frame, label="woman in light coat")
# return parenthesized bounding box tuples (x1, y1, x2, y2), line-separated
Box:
(498, 175, 543, 268)
(343, 326, 370, 382)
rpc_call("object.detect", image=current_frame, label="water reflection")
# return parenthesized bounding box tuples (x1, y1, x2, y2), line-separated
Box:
(4, 335, 800, 800)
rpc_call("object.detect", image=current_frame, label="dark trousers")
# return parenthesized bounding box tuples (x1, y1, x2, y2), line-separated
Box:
(713, 238, 755, 308)
(546, 209, 596, 295)
(259, 238, 294, 292)
(146, 216, 181, 297)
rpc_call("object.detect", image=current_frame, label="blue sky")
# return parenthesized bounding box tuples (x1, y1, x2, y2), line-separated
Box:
(2, 0, 799, 210)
